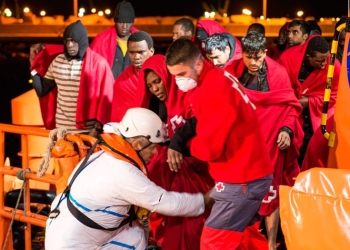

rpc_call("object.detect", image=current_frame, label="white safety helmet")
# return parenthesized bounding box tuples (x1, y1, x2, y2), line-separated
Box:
(103, 108, 168, 143)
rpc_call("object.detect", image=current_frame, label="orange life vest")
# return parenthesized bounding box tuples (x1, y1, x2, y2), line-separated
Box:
(99, 133, 148, 175)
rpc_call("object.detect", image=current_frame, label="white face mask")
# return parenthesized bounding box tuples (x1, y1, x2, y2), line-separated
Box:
(174, 54, 200, 92)
(175, 77, 198, 92)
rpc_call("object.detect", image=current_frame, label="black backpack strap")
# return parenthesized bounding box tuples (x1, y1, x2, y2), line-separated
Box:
(66, 191, 136, 231)
(64, 138, 137, 231)
(66, 138, 101, 190)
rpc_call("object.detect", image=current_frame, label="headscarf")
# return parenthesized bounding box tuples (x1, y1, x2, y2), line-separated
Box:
(135, 54, 193, 138)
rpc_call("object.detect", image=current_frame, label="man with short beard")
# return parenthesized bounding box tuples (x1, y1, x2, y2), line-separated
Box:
(286, 19, 311, 48)
(165, 38, 273, 250)
(204, 34, 232, 68)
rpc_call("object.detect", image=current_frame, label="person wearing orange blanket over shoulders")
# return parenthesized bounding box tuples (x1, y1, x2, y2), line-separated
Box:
(135, 54, 214, 250)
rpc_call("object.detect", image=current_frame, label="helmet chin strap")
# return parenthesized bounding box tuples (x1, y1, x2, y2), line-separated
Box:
(135, 139, 153, 166)
(121, 135, 153, 165)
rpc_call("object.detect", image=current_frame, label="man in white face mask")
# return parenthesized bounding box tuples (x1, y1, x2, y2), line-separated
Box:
(165, 38, 274, 249)
(173, 54, 201, 92)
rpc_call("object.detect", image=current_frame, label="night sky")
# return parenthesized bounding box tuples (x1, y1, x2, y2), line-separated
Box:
(5, 0, 349, 19)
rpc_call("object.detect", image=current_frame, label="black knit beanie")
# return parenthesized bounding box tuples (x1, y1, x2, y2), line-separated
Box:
(114, 1, 135, 23)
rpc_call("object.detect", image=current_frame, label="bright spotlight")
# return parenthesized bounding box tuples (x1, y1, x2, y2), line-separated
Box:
(242, 9, 252, 16)
(4, 8, 12, 17)
(5, 10, 12, 17)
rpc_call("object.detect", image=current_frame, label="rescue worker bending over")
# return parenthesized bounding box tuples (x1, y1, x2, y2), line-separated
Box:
(45, 108, 212, 250)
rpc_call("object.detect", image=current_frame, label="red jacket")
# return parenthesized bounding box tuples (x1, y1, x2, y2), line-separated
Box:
(136, 54, 193, 138)
(278, 35, 340, 132)
(90, 26, 138, 68)
(111, 64, 139, 122)
(278, 35, 341, 170)
(135, 55, 214, 250)
(188, 60, 273, 183)
(32, 47, 114, 129)
(229, 57, 304, 215)
(31, 44, 64, 77)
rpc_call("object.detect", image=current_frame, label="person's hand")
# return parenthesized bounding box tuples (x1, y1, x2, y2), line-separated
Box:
(203, 187, 214, 210)
(277, 131, 290, 150)
(299, 96, 308, 108)
(167, 148, 183, 172)
(137, 207, 150, 224)
(88, 121, 103, 138)
(29, 43, 44, 66)
(138, 216, 149, 225)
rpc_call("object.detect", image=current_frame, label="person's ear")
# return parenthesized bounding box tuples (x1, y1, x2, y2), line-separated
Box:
(185, 31, 191, 36)
(195, 57, 204, 70)
(131, 139, 142, 151)
(303, 33, 309, 41)
(225, 45, 231, 54)
(149, 47, 155, 56)
(305, 54, 311, 62)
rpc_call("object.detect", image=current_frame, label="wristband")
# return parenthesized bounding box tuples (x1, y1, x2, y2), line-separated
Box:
(31, 69, 38, 76)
